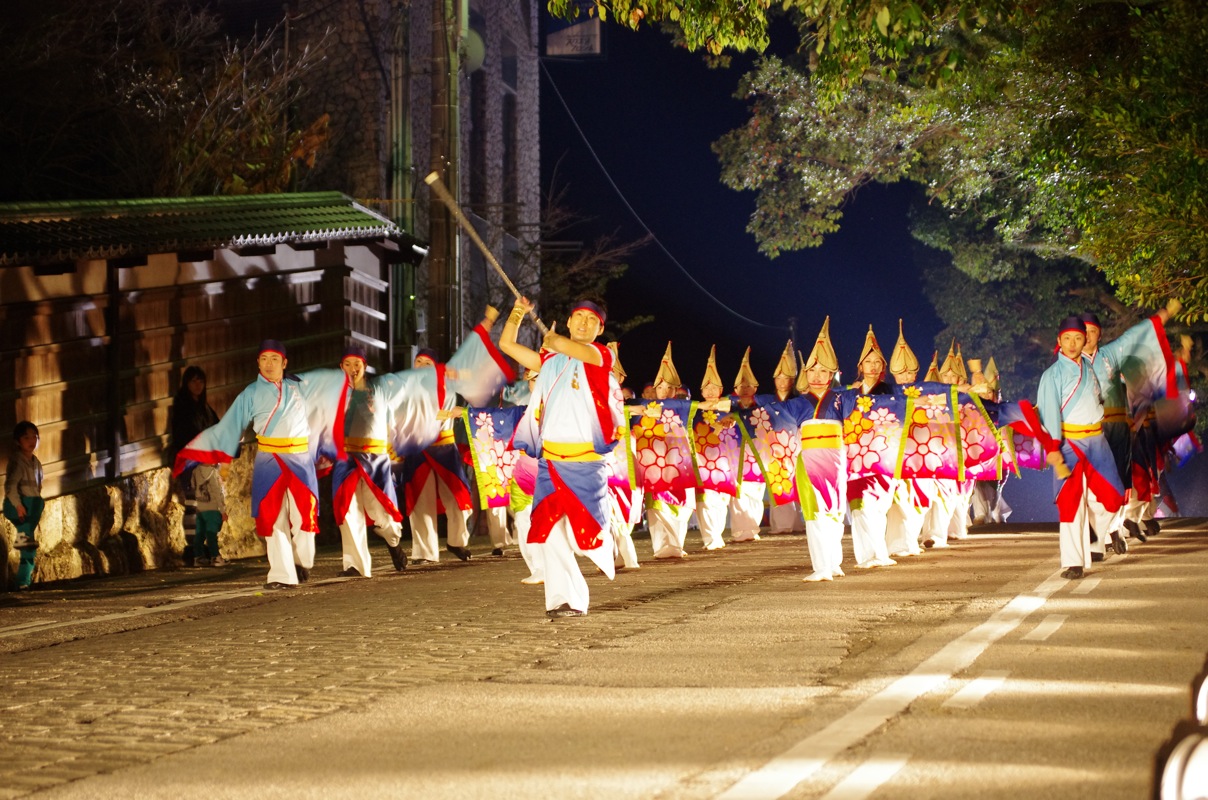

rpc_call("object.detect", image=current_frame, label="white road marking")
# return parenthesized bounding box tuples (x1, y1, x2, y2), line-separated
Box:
(0, 619, 60, 634)
(819, 756, 909, 800)
(942, 670, 1010, 710)
(0, 588, 265, 639)
(1070, 576, 1102, 595)
(1021, 614, 1067, 642)
(715, 571, 1067, 799)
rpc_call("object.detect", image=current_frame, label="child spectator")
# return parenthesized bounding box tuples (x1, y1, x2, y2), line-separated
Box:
(4, 422, 44, 590)
(191, 463, 227, 567)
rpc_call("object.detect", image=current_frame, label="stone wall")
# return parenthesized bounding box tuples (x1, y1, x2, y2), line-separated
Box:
(0, 454, 263, 588)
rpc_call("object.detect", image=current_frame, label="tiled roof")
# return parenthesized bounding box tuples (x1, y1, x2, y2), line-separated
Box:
(0, 192, 419, 267)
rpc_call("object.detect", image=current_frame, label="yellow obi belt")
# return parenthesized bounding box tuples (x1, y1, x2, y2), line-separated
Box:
(433, 430, 456, 446)
(1062, 422, 1103, 440)
(1102, 407, 1128, 424)
(801, 427, 843, 449)
(344, 437, 388, 454)
(542, 441, 603, 462)
(257, 435, 309, 454)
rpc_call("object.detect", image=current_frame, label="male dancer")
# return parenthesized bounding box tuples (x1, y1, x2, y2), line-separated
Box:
(500, 296, 624, 618)
(1036, 316, 1125, 579)
(1080, 300, 1181, 546)
(175, 340, 320, 589)
(330, 345, 408, 577)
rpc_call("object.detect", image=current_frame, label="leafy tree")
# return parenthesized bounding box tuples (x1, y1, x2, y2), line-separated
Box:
(553, 1, 1208, 323)
(0, 0, 329, 201)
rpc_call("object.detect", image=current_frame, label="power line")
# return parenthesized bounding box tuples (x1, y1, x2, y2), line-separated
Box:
(540, 60, 789, 333)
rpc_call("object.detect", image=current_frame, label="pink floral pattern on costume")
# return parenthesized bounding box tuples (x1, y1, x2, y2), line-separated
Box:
(916, 394, 951, 421)
(694, 417, 739, 495)
(902, 424, 947, 475)
(959, 402, 995, 467)
(763, 427, 800, 503)
(637, 436, 683, 489)
(468, 411, 518, 506)
(632, 402, 695, 494)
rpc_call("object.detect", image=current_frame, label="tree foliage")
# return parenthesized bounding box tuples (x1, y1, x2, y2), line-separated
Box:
(0, 0, 329, 201)
(552, 0, 1208, 320)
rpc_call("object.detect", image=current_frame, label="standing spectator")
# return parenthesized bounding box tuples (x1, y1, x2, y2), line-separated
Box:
(170, 366, 220, 566)
(4, 422, 44, 590)
(170, 366, 219, 462)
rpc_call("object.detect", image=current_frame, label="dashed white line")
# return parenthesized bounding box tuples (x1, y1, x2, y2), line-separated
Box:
(715, 571, 1067, 799)
(942, 670, 1010, 710)
(1021, 614, 1067, 642)
(819, 756, 910, 800)
(1070, 576, 1102, 595)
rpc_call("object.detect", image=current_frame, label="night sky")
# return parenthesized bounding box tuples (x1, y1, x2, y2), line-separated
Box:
(539, 23, 942, 394)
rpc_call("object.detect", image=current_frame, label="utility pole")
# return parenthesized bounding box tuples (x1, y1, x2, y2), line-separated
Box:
(428, 0, 460, 358)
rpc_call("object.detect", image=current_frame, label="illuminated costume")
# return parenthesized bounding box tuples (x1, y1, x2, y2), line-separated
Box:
(643, 343, 696, 559)
(885, 320, 928, 558)
(607, 343, 643, 569)
(175, 340, 323, 588)
(729, 348, 767, 542)
(402, 325, 513, 563)
(692, 346, 736, 552)
(509, 299, 624, 616)
(766, 340, 805, 535)
(763, 318, 846, 581)
(328, 346, 410, 578)
(1035, 316, 1125, 576)
(836, 326, 897, 569)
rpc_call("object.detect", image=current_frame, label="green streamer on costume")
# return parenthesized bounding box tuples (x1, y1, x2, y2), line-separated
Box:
(950, 386, 964, 482)
(895, 394, 916, 479)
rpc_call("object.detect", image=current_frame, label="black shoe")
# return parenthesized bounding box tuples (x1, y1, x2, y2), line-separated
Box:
(296, 566, 310, 583)
(446, 545, 472, 562)
(1091, 552, 1105, 562)
(387, 542, 407, 571)
(410, 558, 435, 565)
(1123, 519, 1147, 543)
(545, 603, 587, 618)
(337, 566, 362, 577)
(1144, 518, 1161, 538)
(264, 581, 294, 590)
(1110, 530, 1128, 555)
(1060, 566, 1084, 579)
(492, 548, 504, 556)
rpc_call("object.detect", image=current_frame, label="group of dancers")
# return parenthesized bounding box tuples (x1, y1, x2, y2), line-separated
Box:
(173, 294, 1197, 617)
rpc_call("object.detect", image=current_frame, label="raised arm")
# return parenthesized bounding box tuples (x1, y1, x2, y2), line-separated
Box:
(498, 298, 543, 373)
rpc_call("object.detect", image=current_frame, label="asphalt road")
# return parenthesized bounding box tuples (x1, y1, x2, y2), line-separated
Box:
(0, 519, 1204, 799)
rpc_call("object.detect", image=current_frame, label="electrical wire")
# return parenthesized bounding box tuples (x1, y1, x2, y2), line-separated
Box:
(540, 60, 789, 332)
